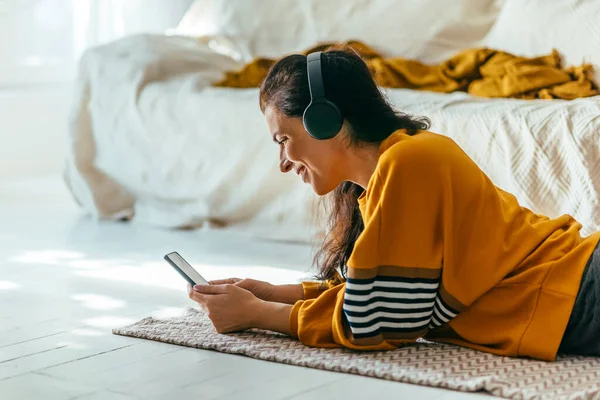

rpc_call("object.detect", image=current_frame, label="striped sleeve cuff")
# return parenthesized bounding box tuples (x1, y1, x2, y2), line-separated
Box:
(343, 275, 440, 339)
(429, 295, 460, 329)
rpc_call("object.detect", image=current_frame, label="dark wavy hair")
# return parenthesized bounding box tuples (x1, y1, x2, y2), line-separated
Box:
(259, 49, 430, 281)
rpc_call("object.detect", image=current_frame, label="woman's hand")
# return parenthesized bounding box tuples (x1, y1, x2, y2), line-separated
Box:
(208, 278, 276, 301)
(209, 278, 304, 305)
(188, 283, 261, 333)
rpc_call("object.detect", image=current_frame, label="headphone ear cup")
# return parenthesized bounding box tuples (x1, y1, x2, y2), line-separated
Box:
(303, 100, 343, 140)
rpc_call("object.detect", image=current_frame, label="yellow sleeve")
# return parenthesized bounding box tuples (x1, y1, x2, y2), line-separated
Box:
(301, 282, 329, 300)
(301, 269, 346, 300)
(289, 284, 345, 348)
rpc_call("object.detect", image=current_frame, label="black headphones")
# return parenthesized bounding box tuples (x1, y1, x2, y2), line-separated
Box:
(303, 52, 343, 140)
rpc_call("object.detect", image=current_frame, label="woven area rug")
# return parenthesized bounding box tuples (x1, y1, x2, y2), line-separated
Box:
(113, 307, 600, 400)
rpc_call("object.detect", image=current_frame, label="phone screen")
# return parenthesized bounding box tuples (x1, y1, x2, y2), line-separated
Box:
(164, 252, 210, 286)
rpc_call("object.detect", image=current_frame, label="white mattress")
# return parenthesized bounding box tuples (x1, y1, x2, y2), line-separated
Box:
(65, 34, 600, 243)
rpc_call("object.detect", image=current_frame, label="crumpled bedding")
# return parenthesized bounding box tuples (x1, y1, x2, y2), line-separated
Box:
(64, 34, 600, 243)
(216, 41, 598, 100)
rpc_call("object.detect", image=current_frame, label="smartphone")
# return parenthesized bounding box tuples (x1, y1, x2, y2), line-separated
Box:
(164, 251, 210, 286)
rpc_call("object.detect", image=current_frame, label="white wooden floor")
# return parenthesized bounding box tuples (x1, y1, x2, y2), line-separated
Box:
(0, 176, 496, 400)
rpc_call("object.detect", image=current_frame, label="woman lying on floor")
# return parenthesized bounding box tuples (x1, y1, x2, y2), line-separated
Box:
(188, 49, 600, 361)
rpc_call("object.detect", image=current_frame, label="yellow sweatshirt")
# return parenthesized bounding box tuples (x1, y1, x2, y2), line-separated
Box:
(290, 130, 600, 361)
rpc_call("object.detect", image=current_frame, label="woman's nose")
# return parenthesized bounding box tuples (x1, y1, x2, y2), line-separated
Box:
(280, 157, 293, 173)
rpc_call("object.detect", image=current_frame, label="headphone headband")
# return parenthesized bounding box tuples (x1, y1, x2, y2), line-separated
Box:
(306, 52, 325, 99)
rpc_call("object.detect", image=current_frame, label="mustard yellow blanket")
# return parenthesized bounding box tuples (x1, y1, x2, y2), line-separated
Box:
(215, 41, 598, 100)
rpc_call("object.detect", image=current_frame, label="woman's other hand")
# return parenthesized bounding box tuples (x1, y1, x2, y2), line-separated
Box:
(188, 283, 261, 333)
(208, 278, 276, 302)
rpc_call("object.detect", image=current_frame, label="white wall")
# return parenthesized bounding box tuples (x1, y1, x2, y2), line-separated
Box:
(1, 0, 194, 86)
(0, 0, 194, 181)
(0, 85, 73, 181)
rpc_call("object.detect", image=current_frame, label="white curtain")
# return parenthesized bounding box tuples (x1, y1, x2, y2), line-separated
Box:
(0, 0, 194, 86)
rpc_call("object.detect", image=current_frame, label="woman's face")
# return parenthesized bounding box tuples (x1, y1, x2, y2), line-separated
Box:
(264, 106, 348, 195)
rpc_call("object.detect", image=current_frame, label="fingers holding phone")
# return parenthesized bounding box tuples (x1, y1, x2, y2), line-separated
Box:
(208, 277, 274, 301)
(164, 253, 300, 306)
(208, 278, 242, 285)
(188, 283, 260, 333)
(234, 279, 275, 301)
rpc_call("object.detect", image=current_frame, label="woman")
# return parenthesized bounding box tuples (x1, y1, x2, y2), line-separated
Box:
(189, 49, 600, 361)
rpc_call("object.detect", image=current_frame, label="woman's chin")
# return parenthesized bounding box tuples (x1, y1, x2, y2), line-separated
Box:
(310, 182, 336, 196)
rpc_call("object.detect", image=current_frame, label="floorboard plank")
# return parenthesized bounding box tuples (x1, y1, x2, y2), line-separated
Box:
(0, 372, 99, 400)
